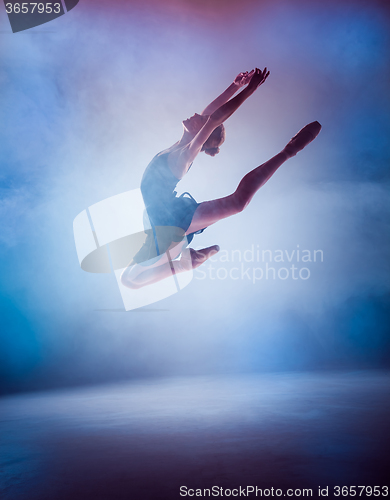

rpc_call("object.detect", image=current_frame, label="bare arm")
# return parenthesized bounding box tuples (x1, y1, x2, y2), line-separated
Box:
(181, 68, 270, 165)
(200, 71, 254, 116)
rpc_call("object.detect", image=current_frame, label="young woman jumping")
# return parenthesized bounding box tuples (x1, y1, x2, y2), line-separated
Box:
(121, 68, 321, 289)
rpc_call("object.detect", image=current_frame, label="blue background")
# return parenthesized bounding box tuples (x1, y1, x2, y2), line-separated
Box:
(0, 0, 389, 394)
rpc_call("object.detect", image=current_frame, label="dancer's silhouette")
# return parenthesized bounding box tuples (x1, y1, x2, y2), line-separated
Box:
(121, 68, 321, 289)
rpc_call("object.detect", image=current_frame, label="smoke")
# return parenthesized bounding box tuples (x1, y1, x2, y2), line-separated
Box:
(0, 0, 389, 393)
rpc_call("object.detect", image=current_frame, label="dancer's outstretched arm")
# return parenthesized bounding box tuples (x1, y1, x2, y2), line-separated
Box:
(181, 68, 269, 165)
(200, 70, 254, 116)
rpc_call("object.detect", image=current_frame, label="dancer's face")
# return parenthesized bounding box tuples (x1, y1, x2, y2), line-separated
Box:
(182, 113, 208, 134)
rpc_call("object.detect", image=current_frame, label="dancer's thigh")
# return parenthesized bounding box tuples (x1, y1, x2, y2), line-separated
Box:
(185, 194, 239, 235)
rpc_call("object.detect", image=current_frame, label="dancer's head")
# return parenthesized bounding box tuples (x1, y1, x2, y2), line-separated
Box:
(182, 114, 225, 156)
(201, 124, 225, 156)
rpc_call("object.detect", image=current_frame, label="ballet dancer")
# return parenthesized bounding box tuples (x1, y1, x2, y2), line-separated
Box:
(121, 68, 321, 289)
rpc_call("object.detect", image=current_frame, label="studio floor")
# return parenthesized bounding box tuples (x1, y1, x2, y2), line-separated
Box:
(1, 371, 389, 499)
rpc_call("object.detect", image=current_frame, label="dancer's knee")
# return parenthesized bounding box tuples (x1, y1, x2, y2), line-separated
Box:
(232, 190, 250, 213)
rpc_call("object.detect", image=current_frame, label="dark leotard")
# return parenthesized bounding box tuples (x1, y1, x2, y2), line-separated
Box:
(132, 152, 205, 265)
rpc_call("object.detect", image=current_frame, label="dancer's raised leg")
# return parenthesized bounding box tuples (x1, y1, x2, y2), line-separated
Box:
(186, 121, 321, 234)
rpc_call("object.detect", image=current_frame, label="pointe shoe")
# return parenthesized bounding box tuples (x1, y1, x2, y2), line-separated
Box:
(190, 245, 220, 269)
(284, 121, 322, 157)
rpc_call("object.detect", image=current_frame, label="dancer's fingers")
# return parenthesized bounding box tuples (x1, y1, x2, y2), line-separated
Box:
(261, 70, 270, 83)
(242, 70, 254, 84)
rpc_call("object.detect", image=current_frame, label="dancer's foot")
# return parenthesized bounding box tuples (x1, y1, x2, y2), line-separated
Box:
(284, 121, 322, 157)
(177, 245, 220, 272)
(190, 245, 220, 269)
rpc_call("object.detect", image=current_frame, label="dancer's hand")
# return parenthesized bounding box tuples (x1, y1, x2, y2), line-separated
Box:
(233, 70, 255, 88)
(247, 67, 270, 92)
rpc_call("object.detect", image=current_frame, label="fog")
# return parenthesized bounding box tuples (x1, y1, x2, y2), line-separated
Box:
(0, 0, 389, 393)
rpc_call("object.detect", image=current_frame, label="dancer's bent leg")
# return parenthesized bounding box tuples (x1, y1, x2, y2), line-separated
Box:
(186, 121, 321, 234)
(121, 245, 220, 289)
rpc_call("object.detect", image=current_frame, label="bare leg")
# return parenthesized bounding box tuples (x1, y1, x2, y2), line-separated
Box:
(121, 123, 321, 289)
(186, 121, 321, 234)
(121, 245, 219, 289)
(186, 150, 289, 234)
